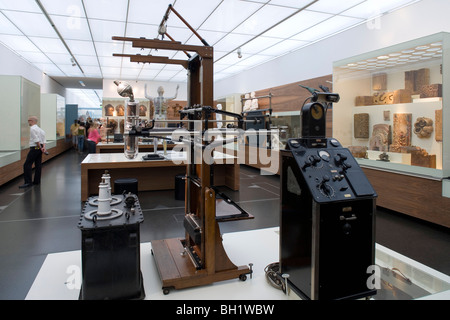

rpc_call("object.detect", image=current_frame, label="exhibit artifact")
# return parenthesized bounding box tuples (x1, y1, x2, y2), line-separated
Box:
(354, 113, 370, 139)
(144, 83, 179, 127)
(114, 80, 139, 159)
(413, 117, 434, 138)
(279, 86, 377, 300)
(369, 124, 391, 152)
(112, 4, 253, 294)
(78, 172, 145, 300)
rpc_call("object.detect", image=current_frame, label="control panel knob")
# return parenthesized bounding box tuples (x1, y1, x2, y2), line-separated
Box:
(334, 153, 347, 164)
(302, 159, 312, 170)
(318, 175, 333, 196)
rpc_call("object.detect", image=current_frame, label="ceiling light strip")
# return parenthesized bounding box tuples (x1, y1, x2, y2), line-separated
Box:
(0, 10, 67, 76)
(119, 0, 133, 80)
(35, 0, 85, 75)
(81, 0, 104, 79)
(214, 0, 319, 64)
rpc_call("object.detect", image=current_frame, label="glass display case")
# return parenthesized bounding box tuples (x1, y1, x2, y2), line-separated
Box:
(41, 93, 66, 142)
(101, 98, 151, 140)
(0, 76, 40, 168)
(333, 32, 450, 179)
(270, 111, 301, 149)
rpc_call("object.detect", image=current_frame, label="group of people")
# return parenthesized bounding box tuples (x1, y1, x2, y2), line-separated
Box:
(70, 119, 102, 154)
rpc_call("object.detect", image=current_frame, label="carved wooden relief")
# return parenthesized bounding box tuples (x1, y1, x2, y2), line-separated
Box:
(139, 104, 147, 117)
(413, 117, 433, 138)
(116, 104, 125, 116)
(405, 68, 430, 94)
(435, 109, 443, 142)
(369, 124, 391, 152)
(355, 96, 374, 106)
(393, 89, 412, 104)
(354, 113, 369, 139)
(372, 73, 387, 91)
(392, 113, 412, 147)
(104, 104, 114, 116)
(348, 146, 368, 158)
(401, 146, 436, 168)
(373, 92, 394, 105)
(420, 84, 442, 98)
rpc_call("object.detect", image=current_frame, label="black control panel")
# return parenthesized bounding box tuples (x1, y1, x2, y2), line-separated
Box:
(286, 138, 376, 203)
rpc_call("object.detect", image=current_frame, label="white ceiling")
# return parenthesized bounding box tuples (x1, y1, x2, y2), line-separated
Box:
(0, 0, 422, 94)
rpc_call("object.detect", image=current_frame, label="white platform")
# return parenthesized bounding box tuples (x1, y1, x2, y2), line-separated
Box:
(25, 227, 450, 300)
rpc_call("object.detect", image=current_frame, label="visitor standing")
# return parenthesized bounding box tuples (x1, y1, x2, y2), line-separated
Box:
(70, 119, 79, 149)
(77, 121, 86, 153)
(19, 116, 47, 188)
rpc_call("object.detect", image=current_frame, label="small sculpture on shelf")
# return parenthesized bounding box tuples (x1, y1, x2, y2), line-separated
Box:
(413, 117, 434, 138)
(378, 152, 390, 162)
(243, 93, 252, 112)
(250, 91, 259, 110)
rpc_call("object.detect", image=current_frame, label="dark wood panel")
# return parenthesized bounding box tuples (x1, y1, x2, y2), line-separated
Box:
(0, 139, 71, 186)
(362, 168, 450, 228)
(252, 75, 333, 112)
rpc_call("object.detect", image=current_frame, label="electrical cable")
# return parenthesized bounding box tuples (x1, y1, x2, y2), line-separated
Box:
(264, 262, 286, 293)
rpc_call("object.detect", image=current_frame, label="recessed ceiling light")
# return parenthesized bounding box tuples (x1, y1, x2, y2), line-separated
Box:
(415, 45, 429, 50)
(430, 42, 442, 47)
(377, 55, 389, 60)
(402, 49, 414, 53)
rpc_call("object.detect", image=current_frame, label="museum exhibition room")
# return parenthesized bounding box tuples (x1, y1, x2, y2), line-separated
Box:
(0, 0, 450, 304)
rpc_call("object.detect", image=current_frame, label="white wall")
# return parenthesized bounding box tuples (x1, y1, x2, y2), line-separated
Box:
(0, 43, 65, 96)
(214, 0, 450, 98)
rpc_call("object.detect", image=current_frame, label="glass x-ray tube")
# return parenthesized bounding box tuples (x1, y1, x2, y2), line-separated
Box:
(124, 100, 139, 159)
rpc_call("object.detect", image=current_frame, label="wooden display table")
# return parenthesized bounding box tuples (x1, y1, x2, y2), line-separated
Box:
(81, 151, 239, 201)
(96, 142, 176, 153)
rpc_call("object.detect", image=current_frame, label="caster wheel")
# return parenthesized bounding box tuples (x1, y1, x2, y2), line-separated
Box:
(239, 274, 247, 281)
(163, 288, 170, 295)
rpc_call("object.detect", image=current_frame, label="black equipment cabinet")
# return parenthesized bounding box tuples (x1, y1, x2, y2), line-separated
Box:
(78, 194, 145, 300)
(280, 137, 377, 300)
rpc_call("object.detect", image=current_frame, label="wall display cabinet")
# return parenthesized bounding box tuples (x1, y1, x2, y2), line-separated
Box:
(333, 32, 450, 227)
(333, 32, 449, 177)
(41, 93, 66, 142)
(0, 76, 40, 167)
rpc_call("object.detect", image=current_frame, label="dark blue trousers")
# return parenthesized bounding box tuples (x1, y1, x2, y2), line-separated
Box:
(23, 147, 42, 185)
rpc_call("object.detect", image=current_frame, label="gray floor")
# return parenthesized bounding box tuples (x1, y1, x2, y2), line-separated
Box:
(0, 148, 449, 300)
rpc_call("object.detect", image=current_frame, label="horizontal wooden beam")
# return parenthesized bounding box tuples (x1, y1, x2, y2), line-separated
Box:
(112, 36, 213, 58)
(113, 53, 188, 68)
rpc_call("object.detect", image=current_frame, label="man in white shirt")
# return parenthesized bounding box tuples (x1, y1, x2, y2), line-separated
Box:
(19, 116, 47, 188)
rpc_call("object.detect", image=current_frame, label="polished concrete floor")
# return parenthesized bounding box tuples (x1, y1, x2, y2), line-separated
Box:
(0, 148, 449, 300)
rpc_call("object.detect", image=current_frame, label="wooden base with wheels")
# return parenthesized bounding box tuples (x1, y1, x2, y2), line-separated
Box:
(151, 187, 251, 294)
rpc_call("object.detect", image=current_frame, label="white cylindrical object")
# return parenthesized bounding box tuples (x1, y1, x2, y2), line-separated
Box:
(124, 101, 139, 159)
(102, 172, 111, 198)
(97, 182, 112, 216)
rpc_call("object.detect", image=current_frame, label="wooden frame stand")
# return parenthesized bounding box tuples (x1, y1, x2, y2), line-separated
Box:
(151, 188, 250, 294)
(113, 4, 252, 294)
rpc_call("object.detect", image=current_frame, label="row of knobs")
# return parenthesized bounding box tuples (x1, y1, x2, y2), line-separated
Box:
(301, 152, 353, 197)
